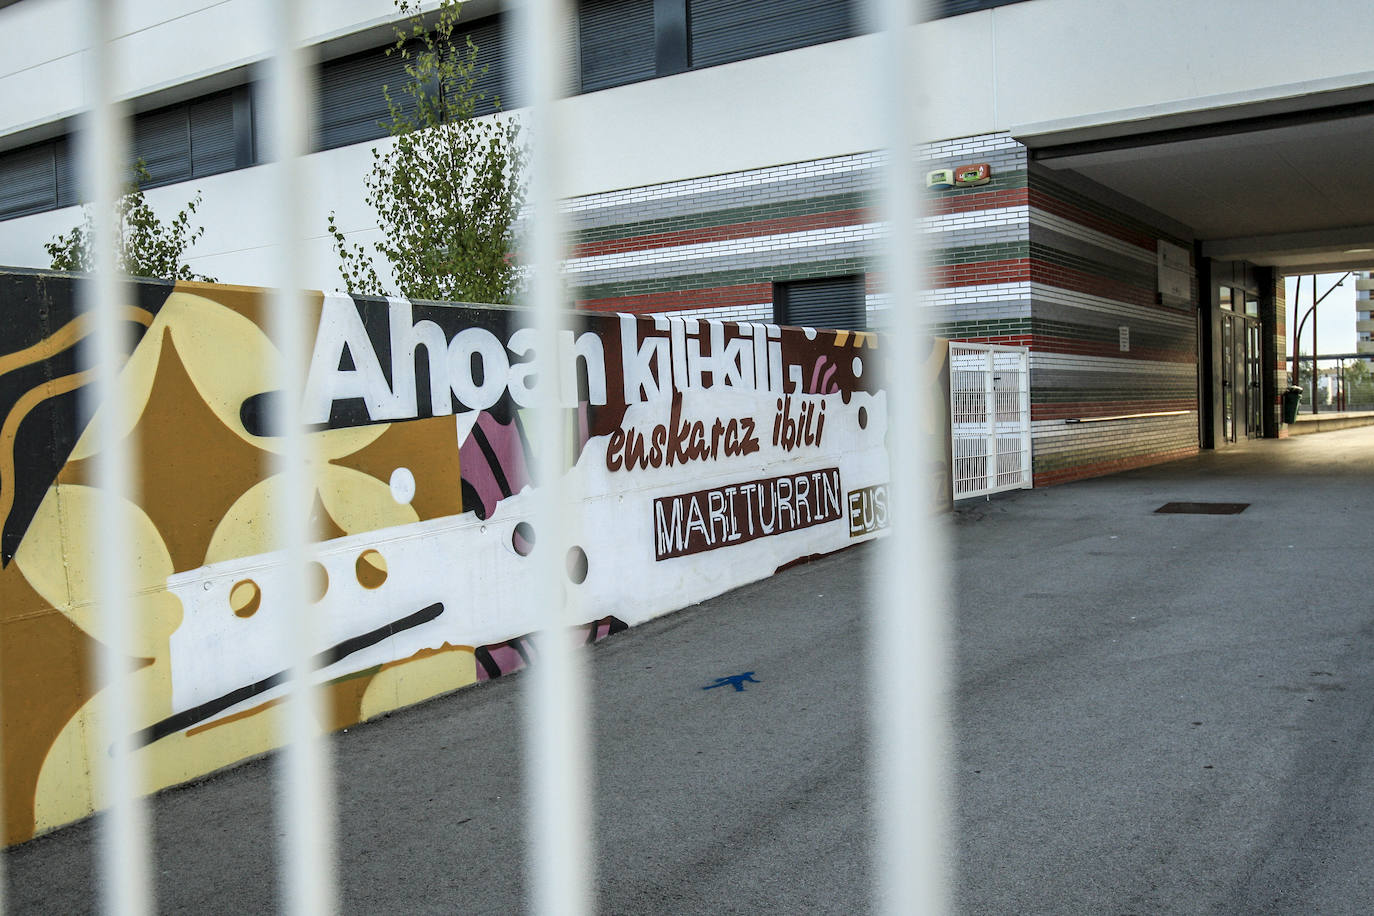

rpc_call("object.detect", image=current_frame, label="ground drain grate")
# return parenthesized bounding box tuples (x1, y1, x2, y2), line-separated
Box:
(1154, 502, 1249, 515)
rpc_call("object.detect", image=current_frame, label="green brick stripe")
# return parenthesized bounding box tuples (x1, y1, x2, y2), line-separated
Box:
(930, 241, 1029, 267)
(572, 191, 870, 246)
(934, 318, 1032, 338)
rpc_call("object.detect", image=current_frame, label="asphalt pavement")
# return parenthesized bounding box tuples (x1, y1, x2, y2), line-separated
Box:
(5, 425, 1373, 914)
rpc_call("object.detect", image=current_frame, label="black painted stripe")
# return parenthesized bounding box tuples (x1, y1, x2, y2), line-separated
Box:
(126, 602, 445, 750)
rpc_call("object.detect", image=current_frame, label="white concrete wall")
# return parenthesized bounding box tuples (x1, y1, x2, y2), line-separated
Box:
(3, 0, 1373, 289)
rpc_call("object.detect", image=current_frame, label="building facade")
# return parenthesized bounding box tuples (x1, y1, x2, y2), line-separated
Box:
(4, 0, 1374, 485)
(1357, 272, 1374, 364)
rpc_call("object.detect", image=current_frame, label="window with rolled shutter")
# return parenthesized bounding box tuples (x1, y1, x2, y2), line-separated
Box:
(189, 93, 237, 177)
(316, 16, 509, 152)
(129, 91, 240, 188)
(687, 0, 856, 70)
(930, 0, 1033, 19)
(774, 275, 867, 331)
(578, 0, 656, 92)
(0, 144, 58, 219)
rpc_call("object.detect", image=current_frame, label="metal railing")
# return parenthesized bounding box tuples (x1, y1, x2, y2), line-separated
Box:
(1291, 354, 1374, 414)
(9, 1, 947, 913)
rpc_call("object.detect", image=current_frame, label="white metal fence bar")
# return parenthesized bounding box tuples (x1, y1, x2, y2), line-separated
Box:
(869, 0, 950, 913)
(519, 2, 593, 915)
(84, 1, 154, 913)
(265, 0, 338, 913)
(950, 342, 1032, 499)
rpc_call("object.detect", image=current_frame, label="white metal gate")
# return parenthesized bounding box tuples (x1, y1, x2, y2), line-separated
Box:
(950, 343, 1032, 499)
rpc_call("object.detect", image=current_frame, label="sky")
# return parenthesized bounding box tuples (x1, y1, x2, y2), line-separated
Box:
(1285, 272, 1360, 357)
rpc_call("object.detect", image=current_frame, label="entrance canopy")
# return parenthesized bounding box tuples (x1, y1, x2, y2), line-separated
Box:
(1014, 81, 1374, 275)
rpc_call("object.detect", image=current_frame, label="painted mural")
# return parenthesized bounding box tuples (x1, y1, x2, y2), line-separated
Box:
(0, 268, 927, 845)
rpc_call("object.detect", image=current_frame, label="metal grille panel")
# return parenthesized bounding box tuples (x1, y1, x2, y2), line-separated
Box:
(950, 342, 1032, 498)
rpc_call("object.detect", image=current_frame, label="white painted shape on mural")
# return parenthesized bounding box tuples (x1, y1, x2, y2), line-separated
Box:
(164, 385, 889, 729)
(389, 467, 416, 504)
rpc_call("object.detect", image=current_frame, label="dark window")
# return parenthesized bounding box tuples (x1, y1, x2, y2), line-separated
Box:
(688, 0, 857, 70)
(131, 89, 243, 188)
(578, 0, 657, 92)
(0, 142, 59, 219)
(315, 15, 510, 153)
(929, 0, 1034, 18)
(54, 137, 78, 207)
(133, 106, 191, 185)
(189, 92, 238, 176)
(774, 275, 867, 331)
(316, 45, 411, 151)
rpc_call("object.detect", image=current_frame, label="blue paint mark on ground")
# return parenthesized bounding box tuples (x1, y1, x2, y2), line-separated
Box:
(703, 672, 759, 693)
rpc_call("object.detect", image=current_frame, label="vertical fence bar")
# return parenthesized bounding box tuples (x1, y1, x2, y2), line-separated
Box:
(83, 1, 155, 912)
(868, 0, 949, 913)
(984, 348, 997, 490)
(1020, 350, 1032, 487)
(264, 2, 338, 912)
(517, 1, 593, 915)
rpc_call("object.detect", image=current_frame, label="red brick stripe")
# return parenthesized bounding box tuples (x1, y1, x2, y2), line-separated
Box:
(1029, 188, 1159, 253)
(573, 209, 871, 259)
(1031, 399, 1197, 421)
(931, 258, 1031, 288)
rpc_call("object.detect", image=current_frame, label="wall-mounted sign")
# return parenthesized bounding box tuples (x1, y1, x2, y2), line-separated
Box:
(1157, 239, 1191, 306)
(926, 169, 955, 190)
(1119, 326, 1130, 352)
(954, 163, 991, 187)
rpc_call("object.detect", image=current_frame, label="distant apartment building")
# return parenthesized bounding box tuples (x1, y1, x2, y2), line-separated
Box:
(1358, 272, 1374, 365)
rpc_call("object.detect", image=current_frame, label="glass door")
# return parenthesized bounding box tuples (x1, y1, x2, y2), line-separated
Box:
(1221, 315, 1235, 443)
(1245, 320, 1262, 438)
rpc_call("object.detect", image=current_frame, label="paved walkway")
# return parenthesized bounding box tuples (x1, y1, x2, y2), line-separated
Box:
(4, 426, 1372, 913)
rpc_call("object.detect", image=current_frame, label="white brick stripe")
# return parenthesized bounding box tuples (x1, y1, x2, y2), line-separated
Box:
(923, 205, 1028, 235)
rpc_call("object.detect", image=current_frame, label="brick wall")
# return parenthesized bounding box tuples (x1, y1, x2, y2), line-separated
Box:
(1024, 171, 1199, 484)
(565, 132, 1203, 487)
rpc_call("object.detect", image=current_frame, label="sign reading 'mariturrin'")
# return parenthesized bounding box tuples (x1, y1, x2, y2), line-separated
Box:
(653, 468, 843, 560)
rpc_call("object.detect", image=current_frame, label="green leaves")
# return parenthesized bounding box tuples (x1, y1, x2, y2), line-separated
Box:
(330, 0, 526, 305)
(45, 162, 216, 282)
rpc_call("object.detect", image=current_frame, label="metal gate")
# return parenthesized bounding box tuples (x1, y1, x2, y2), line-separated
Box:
(19, 0, 946, 913)
(950, 343, 1032, 499)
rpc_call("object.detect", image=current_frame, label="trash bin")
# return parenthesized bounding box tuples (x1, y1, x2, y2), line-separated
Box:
(1282, 386, 1303, 424)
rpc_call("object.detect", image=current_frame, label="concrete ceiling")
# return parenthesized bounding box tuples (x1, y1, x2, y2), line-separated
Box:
(1017, 87, 1374, 276)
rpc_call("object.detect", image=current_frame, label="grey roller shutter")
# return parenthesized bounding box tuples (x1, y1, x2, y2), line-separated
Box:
(0, 144, 58, 219)
(189, 92, 237, 177)
(459, 17, 512, 112)
(687, 0, 855, 70)
(317, 46, 409, 151)
(578, 0, 656, 92)
(317, 16, 507, 152)
(930, 0, 1033, 19)
(133, 106, 191, 186)
(54, 137, 78, 207)
(775, 275, 866, 331)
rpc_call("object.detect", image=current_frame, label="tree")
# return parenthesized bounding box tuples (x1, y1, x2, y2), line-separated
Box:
(1344, 359, 1374, 409)
(328, 0, 526, 305)
(45, 163, 215, 282)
